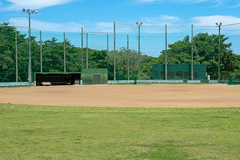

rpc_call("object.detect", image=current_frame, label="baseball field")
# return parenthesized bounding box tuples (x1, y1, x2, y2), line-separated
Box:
(1, 84, 240, 159)
(1, 84, 240, 108)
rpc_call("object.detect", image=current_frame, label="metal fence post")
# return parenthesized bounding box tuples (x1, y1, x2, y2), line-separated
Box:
(81, 27, 84, 72)
(127, 35, 129, 81)
(107, 34, 109, 74)
(137, 23, 141, 80)
(86, 33, 88, 69)
(15, 30, 18, 82)
(218, 24, 221, 81)
(64, 32, 66, 73)
(28, 13, 32, 82)
(40, 31, 42, 72)
(165, 24, 167, 80)
(191, 24, 193, 80)
(113, 21, 116, 81)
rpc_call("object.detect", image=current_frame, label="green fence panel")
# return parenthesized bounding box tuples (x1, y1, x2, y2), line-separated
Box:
(152, 64, 207, 80)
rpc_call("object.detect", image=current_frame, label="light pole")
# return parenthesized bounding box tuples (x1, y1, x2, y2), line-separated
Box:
(216, 22, 222, 81)
(22, 8, 38, 83)
(136, 22, 143, 80)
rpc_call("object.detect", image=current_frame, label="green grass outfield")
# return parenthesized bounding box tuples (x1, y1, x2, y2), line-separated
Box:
(1, 104, 240, 160)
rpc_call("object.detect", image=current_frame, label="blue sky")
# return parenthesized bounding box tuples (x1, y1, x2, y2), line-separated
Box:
(1, 0, 240, 56)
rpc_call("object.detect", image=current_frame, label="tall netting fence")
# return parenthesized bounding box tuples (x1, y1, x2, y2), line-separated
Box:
(1, 23, 240, 82)
(221, 23, 240, 81)
(82, 31, 113, 79)
(114, 23, 240, 81)
(0, 25, 29, 82)
(114, 23, 138, 80)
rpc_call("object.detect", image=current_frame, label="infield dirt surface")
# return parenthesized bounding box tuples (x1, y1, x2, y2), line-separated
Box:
(0, 84, 240, 108)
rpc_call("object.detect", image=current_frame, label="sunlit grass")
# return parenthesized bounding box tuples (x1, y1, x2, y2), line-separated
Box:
(1, 104, 240, 159)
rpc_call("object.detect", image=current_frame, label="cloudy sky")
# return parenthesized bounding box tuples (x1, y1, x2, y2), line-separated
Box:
(1, 0, 240, 31)
(1, 0, 240, 56)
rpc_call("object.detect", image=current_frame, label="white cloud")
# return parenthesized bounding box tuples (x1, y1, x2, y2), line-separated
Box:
(192, 15, 240, 26)
(192, 15, 240, 35)
(9, 17, 83, 32)
(135, 0, 239, 7)
(2, 0, 75, 10)
(91, 22, 113, 33)
(8, 15, 240, 35)
(138, 15, 181, 34)
(141, 15, 180, 25)
(9, 18, 116, 33)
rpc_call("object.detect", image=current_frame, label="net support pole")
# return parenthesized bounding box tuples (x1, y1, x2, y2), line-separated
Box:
(191, 24, 193, 80)
(127, 35, 129, 81)
(64, 32, 66, 73)
(81, 27, 84, 72)
(218, 25, 221, 81)
(86, 33, 88, 69)
(107, 34, 109, 75)
(40, 31, 42, 73)
(15, 30, 18, 82)
(28, 12, 32, 83)
(165, 24, 167, 80)
(138, 24, 141, 80)
(113, 21, 116, 81)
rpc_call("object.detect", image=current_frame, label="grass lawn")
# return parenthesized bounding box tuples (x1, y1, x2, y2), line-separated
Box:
(1, 103, 240, 160)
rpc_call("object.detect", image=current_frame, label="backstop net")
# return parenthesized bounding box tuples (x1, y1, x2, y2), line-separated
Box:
(1, 22, 240, 83)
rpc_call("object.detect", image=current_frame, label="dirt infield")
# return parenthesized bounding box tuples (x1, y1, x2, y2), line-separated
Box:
(0, 84, 240, 108)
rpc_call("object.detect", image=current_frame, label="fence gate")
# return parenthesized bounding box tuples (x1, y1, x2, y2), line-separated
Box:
(93, 74, 101, 84)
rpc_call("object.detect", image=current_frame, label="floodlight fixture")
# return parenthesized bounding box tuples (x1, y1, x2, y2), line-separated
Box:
(216, 22, 222, 26)
(136, 22, 143, 26)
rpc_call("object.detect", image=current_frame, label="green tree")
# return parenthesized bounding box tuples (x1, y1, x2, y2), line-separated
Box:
(141, 54, 158, 79)
(0, 23, 29, 82)
(107, 47, 140, 80)
(160, 33, 238, 80)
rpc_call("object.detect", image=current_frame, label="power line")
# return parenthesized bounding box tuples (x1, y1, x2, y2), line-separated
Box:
(83, 31, 113, 34)
(115, 22, 240, 28)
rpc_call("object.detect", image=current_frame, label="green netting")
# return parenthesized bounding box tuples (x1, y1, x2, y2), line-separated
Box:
(0, 73, 28, 83)
(82, 69, 108, 85)
(82, 68, 108, 74)
(153, 64, 206, 80)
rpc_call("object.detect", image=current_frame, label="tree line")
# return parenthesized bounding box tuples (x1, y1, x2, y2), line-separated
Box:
(1, 22, 240, 82)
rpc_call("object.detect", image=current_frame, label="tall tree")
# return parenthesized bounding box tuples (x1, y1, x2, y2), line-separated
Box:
(160, 33, 239, 79)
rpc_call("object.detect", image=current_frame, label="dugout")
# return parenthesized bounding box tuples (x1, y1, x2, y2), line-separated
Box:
(34, 72, 81, 86)
(152, 64, 207, 80)
(81, 69, 108, 85)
